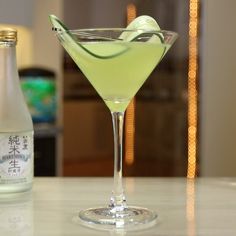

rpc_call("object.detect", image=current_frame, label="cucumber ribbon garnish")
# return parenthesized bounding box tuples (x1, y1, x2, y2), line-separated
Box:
(49, 14, 129, 59)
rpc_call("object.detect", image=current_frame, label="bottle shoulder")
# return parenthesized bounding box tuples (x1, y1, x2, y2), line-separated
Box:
(0, 101, 33, 132)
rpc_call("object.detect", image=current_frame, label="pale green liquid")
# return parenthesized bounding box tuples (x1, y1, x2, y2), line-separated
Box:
(64, 41, 167, 112)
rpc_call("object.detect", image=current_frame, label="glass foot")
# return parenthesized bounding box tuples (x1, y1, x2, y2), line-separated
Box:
(78, 206, 157, 230)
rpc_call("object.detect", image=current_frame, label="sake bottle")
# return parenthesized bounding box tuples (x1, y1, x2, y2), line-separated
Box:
(0, 28, 33, 193)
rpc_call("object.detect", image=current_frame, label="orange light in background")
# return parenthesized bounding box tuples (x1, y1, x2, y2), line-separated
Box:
(125, 3, 136, 166)
(127, 3, 136, 24)
(125, 100, 135, 166)
(187, 0, 199, 178)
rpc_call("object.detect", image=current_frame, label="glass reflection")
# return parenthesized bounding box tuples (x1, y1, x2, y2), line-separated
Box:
(0, 192, 33, 236)
(186, 179, 196, 236)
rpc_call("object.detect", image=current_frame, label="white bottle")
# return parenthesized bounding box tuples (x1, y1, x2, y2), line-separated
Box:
(0, 28, 33, 193)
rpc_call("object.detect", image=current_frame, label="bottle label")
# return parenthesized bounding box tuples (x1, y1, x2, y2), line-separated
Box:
(0, 132, 33, 185)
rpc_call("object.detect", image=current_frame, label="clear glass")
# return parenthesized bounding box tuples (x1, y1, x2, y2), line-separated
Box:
(54, 28, 177, 230)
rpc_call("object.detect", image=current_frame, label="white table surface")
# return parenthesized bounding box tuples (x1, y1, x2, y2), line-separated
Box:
(0, 177, 236, 236)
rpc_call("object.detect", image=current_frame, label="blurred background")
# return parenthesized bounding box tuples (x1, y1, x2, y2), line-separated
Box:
(0, 0, 235, 177)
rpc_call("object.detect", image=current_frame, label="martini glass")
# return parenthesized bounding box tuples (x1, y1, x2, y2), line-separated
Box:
(51, 18, 177, 229)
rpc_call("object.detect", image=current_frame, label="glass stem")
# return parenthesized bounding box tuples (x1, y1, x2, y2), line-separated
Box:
(110, 111, 126, 211)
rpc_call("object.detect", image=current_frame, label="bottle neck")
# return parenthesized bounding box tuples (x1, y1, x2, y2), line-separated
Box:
(0, 41, 33, 131)
(0, 42, 18, 77)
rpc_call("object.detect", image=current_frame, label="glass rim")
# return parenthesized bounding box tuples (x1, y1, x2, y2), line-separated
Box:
(54, 28, 178, 37)
(54, 28, 178, 45)
(55, 28, 178, 35)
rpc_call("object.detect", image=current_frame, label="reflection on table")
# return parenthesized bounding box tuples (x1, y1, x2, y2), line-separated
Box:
(1, 177, 236, 235)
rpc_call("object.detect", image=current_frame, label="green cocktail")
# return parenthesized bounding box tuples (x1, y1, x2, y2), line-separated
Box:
(64, 41, 167, 112)
(50, 15, 177, 230)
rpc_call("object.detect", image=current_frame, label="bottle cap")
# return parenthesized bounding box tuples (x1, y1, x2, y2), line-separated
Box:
(0, 28, 17, 42)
